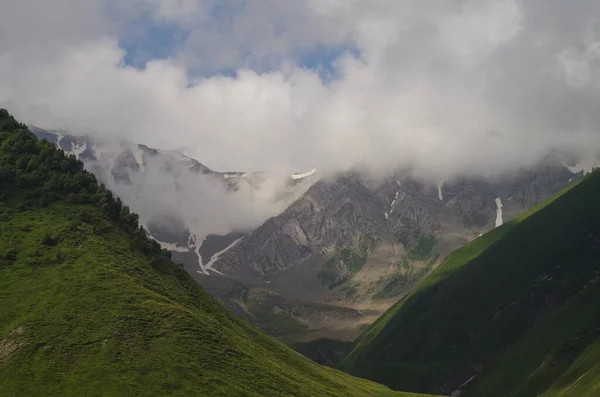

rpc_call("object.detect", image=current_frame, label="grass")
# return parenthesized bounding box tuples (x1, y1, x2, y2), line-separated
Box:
(244, 298, 309, 337)
(406, 236, 436, 262)
(0, 112, 438, 397)
(291, 339, 354, 367)
(0, 198, 435, 397)
(342, 283, 360, 299)
(399, 258, 410, 270)
(423, 254, 439, 272)
(318, 237, 374, 290)
(343, 247, 369, 274)
(318, 256, 344, 289)
(0, 109, 436, 397)
(374, 255, 439, 301)
(340, 171, 600, 396)
(373, 274, 410, 300)
(371, 235, 439, 301)
(467, 275, 600, 397)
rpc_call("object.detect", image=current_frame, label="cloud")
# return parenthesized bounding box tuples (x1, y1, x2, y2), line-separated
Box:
(1, 0, 600, 184)
(108, 151, 312, 236)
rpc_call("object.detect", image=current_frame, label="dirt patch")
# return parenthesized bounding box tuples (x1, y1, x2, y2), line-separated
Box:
(0, 327, 26, 365)
(10, 326, 25, 336)
(0, 340, 23, 365)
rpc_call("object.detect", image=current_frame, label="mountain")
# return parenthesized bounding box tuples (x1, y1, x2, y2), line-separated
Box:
(212, 162, 586, 335)
(0, 110, 437, 397)
(338, 168, 600, 397)
(28, 126, 319, 274)
(220, 159, 582, 283)
(291, 338, 354, 367)
(28, 127, 375, 341)
(29, 126, 594, 344)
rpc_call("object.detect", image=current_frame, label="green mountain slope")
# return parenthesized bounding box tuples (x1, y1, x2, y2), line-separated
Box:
(0, 110, 434, 397)
(339, 168, 600, 396)
(291, 339, 354, 367)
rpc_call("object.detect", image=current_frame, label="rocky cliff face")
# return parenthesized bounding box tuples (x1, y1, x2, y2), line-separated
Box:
(218, 175, 388, 276)
(217, 160, 584, 304)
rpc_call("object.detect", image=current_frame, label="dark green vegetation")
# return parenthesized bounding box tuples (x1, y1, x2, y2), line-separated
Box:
(318, 249, 367, 289)
(318, 248, 367, 289)
(342, 283, 359, 299)
(244, 297, 309, 338)
(292, 339, 354, 367)
(340, 170, 600, 396)
(373, 273, 411, 300)
(318, 235, 376, 289)
(371, 235, 438, 301)
(406, 235, 436, 262)
(0, 110, 164, 261)
(374, 255, 439, 301)
(0, 110, 435, 397)
(241, 288, 365, 344)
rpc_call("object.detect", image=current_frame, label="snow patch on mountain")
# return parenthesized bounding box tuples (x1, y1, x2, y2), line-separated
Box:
(204, 237, 244, 275)
(388, 190, 400, 218)
(495, 197, 503, 227)
(69, 141, 87, 157)
(155, 240, 190, 253)
(133, 147, 145, 169)
(189, 232, 209, 275)
(291, 168, 317, 180)
(437, 182, 444, 201)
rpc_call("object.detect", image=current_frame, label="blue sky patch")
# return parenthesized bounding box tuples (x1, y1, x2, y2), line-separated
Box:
(117, 7, 358, 84)
(297, 44, 360, 83)
(120, 15, 188, 68)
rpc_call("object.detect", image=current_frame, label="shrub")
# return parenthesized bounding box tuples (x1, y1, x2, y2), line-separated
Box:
(2, 248, 17, 261)
(41, 233, 59, 246)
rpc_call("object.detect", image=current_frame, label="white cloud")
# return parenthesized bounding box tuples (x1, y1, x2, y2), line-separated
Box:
(1, 0, 600, 183)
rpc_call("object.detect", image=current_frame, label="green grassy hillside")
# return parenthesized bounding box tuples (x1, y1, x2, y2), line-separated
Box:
(0, 110, 434, 397)
(339, 168, 600, 396)
(291, 339, 354, 367)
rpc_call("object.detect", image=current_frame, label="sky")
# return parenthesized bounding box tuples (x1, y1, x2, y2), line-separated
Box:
(2, 0, 600, 181)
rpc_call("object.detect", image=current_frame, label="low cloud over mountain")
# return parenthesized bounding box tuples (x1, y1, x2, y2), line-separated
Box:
(2, 0, 600, 183)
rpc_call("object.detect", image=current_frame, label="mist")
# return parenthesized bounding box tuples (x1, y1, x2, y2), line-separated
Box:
(77, 138, 314, 239)
(2, 0, 600, 186)
(121, 157, 312, 237)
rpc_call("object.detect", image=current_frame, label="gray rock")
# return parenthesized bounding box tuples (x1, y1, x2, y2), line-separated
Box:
(218, 159, 581, 289)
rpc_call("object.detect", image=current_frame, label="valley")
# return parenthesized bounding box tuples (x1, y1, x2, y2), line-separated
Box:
(5, 2, 600, 396)
(4, 110, 600, 396)
(29, 126, 593, 344)
(0, 111, 435, 397)
(339, 169, 600, 396)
